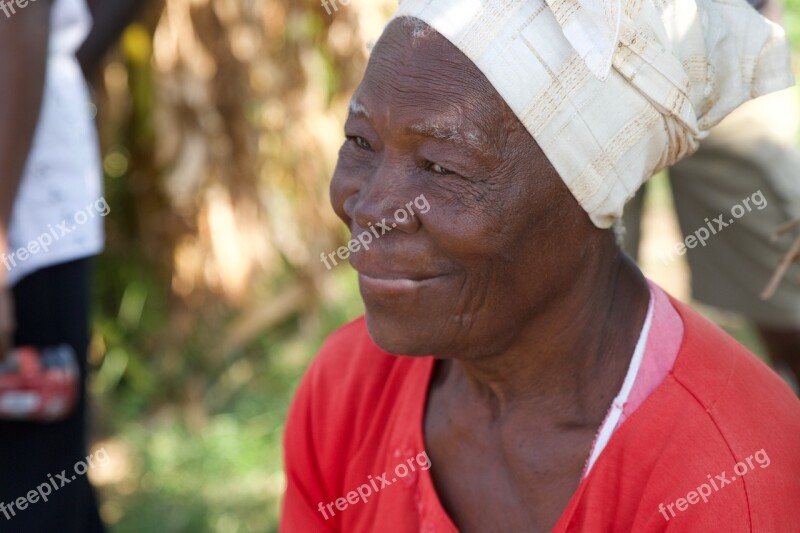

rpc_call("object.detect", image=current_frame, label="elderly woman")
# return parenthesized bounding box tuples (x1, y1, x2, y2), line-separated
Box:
(281, 0, 800, 531)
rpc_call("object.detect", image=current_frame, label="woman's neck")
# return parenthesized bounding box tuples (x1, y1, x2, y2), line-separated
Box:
(440, 250, 651, 427)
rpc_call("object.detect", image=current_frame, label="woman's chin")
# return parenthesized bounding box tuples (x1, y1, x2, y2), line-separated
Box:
(364, 312, 438, 357)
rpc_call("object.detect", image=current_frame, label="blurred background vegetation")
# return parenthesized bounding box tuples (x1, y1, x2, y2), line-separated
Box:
(84, 1, 800, 531)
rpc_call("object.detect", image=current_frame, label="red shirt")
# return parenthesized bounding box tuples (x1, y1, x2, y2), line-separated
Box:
(281, 296, 800, 532)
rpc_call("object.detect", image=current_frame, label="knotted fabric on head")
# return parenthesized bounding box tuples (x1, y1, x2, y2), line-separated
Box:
(390, 0, 794, 228)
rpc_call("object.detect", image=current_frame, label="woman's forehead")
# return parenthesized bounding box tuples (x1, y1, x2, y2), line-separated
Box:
(355, 20, 509, 149)
(364, 19, 496, 103)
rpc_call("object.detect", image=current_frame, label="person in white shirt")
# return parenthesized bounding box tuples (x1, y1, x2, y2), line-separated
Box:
(0, 0, 142, 529)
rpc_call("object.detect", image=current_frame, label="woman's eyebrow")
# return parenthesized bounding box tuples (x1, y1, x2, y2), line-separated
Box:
(347, 99, 370, 119)
(406, 121, 493, 158)
(347, 98, 497, 160)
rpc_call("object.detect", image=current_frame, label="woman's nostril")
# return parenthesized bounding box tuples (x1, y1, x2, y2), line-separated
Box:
(342, 196, 358, 221)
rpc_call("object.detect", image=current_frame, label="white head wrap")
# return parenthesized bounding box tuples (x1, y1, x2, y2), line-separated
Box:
(389, 0, 794, 227)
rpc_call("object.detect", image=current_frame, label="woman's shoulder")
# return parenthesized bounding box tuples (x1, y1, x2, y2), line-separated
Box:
(669, 297, 800, 433)
(571, 297, 800, 531)
(559, 307, 800, 532)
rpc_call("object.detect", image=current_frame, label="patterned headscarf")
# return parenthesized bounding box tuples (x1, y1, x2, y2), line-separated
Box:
(390, 0, 794, 227)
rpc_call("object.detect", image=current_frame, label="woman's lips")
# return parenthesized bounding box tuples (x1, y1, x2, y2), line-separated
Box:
(357, 271, 451, 294)
(350, 252, 455, 294)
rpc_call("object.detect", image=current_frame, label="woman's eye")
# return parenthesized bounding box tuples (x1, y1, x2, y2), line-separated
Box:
(348, 136, 372, 150)
(429, 162, 453, 175)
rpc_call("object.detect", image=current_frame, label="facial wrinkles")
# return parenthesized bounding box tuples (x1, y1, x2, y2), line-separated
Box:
(353, 20, 588, 357)
(367, 32, 505, 149)
(446, 274, 486, 350)
(447, 259, 503, 354)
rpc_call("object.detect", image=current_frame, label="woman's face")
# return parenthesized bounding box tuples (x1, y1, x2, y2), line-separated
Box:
(330, 19, 599, 359)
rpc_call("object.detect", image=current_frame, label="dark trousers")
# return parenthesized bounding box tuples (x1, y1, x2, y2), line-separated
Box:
(0, 258, 104, 532)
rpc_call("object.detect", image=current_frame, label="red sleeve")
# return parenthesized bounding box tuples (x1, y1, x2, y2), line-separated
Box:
(280, 358, 338, 532)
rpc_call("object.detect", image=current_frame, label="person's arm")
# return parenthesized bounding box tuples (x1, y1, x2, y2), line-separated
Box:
(76, 0, 147, 78)
(0, 0, 52, 357)
(0, 1, 51, 242)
